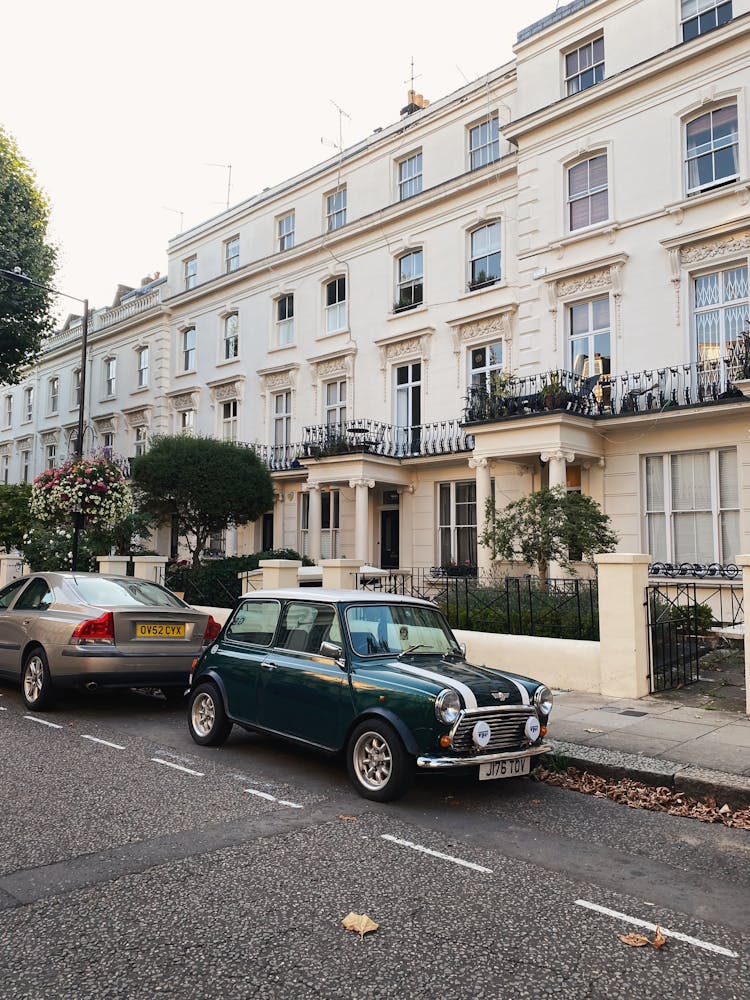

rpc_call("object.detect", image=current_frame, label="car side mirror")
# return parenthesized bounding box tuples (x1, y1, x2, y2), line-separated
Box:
(319, 640, 344, 661)
(459, 642, 466, 657)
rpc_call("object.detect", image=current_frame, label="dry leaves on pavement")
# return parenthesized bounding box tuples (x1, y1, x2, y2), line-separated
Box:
(534, 767, 750, 829)
(619, 927, 667, 950)
(341, 912, 379, 939)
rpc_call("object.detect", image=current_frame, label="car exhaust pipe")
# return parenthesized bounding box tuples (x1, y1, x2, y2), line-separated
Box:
(86, 681, 98, 690)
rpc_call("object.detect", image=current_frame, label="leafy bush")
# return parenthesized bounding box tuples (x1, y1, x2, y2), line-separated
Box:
(164, 549, 312, 607)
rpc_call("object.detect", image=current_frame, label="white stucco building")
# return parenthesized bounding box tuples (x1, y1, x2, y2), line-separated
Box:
(2, 0, 749, 574)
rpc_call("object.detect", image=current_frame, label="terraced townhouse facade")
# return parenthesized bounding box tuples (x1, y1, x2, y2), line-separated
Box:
(2, 0, 749, 574)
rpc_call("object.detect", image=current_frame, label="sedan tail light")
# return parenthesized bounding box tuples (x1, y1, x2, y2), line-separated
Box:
(202, 615, 222, 645)
(71, 611, 115, 645)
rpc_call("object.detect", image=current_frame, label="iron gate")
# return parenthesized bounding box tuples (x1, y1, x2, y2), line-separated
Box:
(646, 582, 701, 692)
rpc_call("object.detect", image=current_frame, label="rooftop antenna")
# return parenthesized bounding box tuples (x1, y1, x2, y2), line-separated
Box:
(163, 206, 184, 231)
(206, 162, 232, 209)
(321, 99, 351, 158)
(404, 56, 422, 95)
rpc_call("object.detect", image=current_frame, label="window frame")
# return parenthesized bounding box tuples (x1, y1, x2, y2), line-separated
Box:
(3, 394, 11, 428)
(136, 347, 149, 389)
(276, 294, 295, 346)
(223, 313, 239, 360)
(134, 425, 148, 457)
(681, 0, 732, 41)
(273, 390, 292, 449)
(299, 491, 340, 559)
(180, 409, 195, 435)
(564, 35, 605, 96)
(225, 235, 240, 273)
(47, 377, 59, 415)
(324, 276, 347, 334)
(277, 211, 295, 252)
(394, 250, 424, 312)
(468, 341, 504, 391)
(568, 295, 612, 382)
(326, 186, 347, 231)
(221, 399, 238, 441)
(45, 443, 56, 471)
(438, 480, 477, 568)
(181, 327, 196, 373)
(468, 222, 502, 290)
(184, 256, 197, 290)
(684, 103, 739, 196)
(566, 152, 609, 232)
(397, 151, 423, 201)
(104, 357, 117, 398)
(644, 448, 739, 564)
(22, 386, 33, 423)
(324, 379, 347, 426)
(468, 116, 500, 171)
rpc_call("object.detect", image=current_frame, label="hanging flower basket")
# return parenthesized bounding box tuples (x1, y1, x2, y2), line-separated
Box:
(30, 455, 134, 527)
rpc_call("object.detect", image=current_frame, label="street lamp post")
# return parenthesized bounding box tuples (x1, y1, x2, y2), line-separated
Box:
(0, 267, 89, 569)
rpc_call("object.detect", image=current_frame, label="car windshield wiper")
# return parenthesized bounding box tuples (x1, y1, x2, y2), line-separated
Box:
(397, 643, 426, 658)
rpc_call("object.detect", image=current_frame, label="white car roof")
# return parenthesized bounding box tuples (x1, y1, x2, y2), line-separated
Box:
(238, 587, 435, 606)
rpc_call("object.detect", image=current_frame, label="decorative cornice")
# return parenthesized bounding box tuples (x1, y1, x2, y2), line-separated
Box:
(680, 232, 750, 265)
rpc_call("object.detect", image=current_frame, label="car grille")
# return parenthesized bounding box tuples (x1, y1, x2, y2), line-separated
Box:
(451, 707, 534, 754)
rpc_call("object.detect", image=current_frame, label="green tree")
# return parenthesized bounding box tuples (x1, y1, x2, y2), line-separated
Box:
(131, 436, 274, 568)
(0, 127, 57, 384)
(480, 486, 618, 584)
(0, 483, 33, 553)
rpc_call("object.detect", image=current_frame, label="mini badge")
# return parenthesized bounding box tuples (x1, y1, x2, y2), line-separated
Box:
(525, 716, 541, 741)
(472, 720, 492, 748)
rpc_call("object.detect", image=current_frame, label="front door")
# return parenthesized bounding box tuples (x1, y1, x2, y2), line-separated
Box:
(380, 509, 399, 569)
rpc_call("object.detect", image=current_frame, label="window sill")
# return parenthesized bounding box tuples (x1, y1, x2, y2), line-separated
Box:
(463, 280, 504, 298)
(269, 342, 297, 354)
(176, 369, 197, 378)
(389, 304, 428, 321)
(665, 179, 748, 219)
(317, 327, 350, 340)
(130, 386, 149, 395)
(216, 356, 241, 368)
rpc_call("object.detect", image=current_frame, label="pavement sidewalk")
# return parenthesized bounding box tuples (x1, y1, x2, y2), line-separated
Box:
(547, 689, 750, 807)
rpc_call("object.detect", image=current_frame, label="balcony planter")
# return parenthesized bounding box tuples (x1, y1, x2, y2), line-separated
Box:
(443, 563, 477, 578)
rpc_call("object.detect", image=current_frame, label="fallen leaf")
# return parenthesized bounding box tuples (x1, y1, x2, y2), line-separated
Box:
(585, 728, 604, 734)
(531, 799, 541, 804)
(338, 815, 357, 821)
(718, 804, 731, 815)
(652, 927, 667, 950)
(342, 912, 379, 939)
(619, 932, 650, 947)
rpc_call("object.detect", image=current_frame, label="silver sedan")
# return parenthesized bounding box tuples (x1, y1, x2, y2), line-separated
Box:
(0, 572, 222, 710)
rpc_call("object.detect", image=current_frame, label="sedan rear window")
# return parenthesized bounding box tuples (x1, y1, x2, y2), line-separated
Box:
(73, 578, 186, 608)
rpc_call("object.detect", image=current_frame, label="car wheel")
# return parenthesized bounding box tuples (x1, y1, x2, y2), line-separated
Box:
(22, 648, 57, 711)
(347, 719, 413, 802)
(187, 683, 232, 746)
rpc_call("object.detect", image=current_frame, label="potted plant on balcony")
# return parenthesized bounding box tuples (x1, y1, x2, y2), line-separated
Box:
(541, 373, 568, 410)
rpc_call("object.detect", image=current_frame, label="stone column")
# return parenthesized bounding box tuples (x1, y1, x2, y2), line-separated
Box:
(469, 456, 493, 578)
(321, 558, 364, 590)
(305, 483, 322, 563)
(349, 478, 375, 563)
(595, 553, 651, 699)
(259, 559, 301, 589)
(132, 555, 168, 584)
(541, 449, 574, 579)
(733, 555, 750, 715)
(225, 526, 238, 558)
(96, 555, 131, 576)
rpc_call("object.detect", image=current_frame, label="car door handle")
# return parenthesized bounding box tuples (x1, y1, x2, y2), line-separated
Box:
(261, 660, 278, 671)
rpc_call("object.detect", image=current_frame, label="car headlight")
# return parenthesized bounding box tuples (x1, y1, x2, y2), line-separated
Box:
(533, 685, 554, 717)
(435, 688, 461, 725)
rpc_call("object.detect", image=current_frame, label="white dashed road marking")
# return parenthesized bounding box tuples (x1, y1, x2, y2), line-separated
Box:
(381, 834, 493, 874)
(574, 899, 740, 958)
(24, 715, 62, 729)
(81, 735, 125, 750)
(151, 758, 204, 776)
(245, 788, 303, 809)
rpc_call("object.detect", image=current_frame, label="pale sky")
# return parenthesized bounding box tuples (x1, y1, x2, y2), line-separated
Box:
(2, 0, 557, 318)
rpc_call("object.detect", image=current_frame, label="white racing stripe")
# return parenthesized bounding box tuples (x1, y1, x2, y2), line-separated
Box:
(24, 715, 62, 729)
(245, 788, 303, 809)
(574, 899, 740, 958)
(381, 834, 493, 874)
(81, 735, 125, 750)
(151, 758, 204, 776)
(394, 663, 478, 710)
(506, 677, 530, 705)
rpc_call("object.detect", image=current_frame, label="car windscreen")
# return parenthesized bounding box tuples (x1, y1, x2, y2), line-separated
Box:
(345, 603, 460, 657)
(72, 577, 187, 608)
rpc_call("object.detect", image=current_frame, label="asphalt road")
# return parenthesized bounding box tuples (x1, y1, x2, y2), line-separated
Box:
(0, 683, 748, 1000)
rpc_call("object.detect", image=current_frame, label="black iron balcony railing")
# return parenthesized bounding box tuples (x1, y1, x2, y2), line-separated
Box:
(252, 419, 474, 471)
(464, 356, 750, 425)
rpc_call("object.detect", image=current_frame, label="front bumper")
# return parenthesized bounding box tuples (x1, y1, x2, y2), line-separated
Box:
(416, 741, 552, 770)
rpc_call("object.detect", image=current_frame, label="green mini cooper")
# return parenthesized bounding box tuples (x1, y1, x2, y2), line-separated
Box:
(187, 588, 553, 801)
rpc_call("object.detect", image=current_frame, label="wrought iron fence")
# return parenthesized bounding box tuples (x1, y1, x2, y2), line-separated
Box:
(164, 563, 242, 608)
(649, 561, 741, 580)
(354, 569, 599, 640)
(464, 357, 749, 426)
(302, 418, 473, 460)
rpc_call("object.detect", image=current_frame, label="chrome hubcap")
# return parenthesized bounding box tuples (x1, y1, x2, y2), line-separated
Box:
(24, 657, 44, 703)
(353, 731, 392, 790)
(192, 692, 216, 737)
